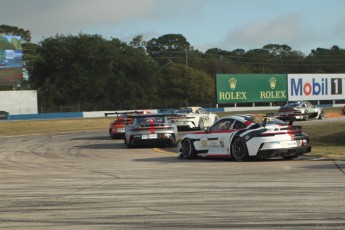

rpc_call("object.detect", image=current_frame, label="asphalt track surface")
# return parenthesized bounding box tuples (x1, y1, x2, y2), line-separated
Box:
(1, 117, 345, 229)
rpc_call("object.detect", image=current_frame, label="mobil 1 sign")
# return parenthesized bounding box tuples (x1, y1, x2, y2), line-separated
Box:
(288, 74, 345, 101)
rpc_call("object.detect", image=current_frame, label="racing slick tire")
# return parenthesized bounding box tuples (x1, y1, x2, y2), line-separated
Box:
(303, 110, 309, 121)
(231, 138, 249, 162)
(180, 138, 197, 159)
(318, 109, 325, 119)
(110, 132, 118, 139)
(303, 115, 309, 121)
(124, 138, 133, 148)
(198, 118, 205, 130)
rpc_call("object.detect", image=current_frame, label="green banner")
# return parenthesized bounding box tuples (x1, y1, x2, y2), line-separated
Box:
(216, 74, 288, 103)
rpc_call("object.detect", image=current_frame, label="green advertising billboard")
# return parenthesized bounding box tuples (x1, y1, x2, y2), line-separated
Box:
(0, 35, 23, 85)
(216, 74, 288, 103)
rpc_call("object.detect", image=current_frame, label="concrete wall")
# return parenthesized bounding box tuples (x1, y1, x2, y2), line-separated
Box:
(0, 90, 38, 115)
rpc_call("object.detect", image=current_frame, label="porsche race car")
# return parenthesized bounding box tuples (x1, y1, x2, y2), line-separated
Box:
(124, 114, 178, 147)
(167, 107, 219, 130)
(276, 101, 325, 121)
(105, 111, 149, 139)
(178, 114, 311, 161)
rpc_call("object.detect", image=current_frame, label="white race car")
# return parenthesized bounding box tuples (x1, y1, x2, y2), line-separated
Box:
(178, 114, 311, 161)
(168, 107, 219, 130)
(276, 101, 325, 121)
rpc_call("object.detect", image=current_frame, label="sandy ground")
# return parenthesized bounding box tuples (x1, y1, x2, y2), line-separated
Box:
(326, 111, 344, 118)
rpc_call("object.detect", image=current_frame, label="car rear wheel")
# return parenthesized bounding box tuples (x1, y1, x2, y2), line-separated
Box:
(231, 138, 249, 161)
(303, 115, 309, 121)
(124, 137, 133, 148)
(180, 138, 197, 159)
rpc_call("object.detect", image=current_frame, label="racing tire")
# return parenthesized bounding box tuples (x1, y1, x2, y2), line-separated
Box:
(198, 118, 205, 130)
(302, 110, 309, 121)
(124, 138, 133, 148)
(231, 138, 249, 162)
(303, 115, 309, 121)
(318, 109, 325, 120)
(180, 138, 197, 159)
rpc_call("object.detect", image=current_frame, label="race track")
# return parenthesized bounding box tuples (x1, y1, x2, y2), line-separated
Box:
(0, 117, 345, 229)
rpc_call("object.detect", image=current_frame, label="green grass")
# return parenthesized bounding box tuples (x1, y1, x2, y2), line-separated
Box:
(0, 118, 113, 136)
(1, 108, 344, 159)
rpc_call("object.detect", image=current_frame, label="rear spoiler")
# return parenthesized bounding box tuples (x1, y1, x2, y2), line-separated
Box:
(158, 108, 178, 113)
(104, 111, 145, 117)
(127, 114, 178, 119)
(261, 116, 295, 127)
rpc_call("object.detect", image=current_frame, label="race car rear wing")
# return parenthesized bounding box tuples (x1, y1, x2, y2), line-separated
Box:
(104, 111, 146, 117)
(126, 114, 178, 119)
(126, 114, 180, 126)
(261, 115, 297, 128)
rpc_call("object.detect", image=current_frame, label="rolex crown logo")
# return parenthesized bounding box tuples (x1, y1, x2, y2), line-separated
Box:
(228, 78, 237, 90)
(269, 77, 277, 89)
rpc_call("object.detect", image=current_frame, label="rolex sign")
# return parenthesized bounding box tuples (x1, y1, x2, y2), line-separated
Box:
(216, 74, 288, 103)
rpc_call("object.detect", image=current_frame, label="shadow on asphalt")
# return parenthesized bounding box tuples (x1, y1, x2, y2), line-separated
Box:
(74, 142, 125, 149)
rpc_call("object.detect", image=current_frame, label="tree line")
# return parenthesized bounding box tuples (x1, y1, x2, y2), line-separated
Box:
(1, 25, 345, 111)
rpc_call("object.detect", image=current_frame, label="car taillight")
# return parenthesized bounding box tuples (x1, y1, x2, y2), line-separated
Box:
(301, 139, 309, 145)
(259, 130, 299, 137)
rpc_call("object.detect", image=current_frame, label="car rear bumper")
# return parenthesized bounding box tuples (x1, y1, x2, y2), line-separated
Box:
(276, 113, 305, 120)
(175, 121, 196, 129)
(128, 134, 177, 146)
(256, 145, 311, 159)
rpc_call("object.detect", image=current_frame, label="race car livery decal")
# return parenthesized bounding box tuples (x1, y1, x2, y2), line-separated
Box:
(238, 127, 267, 142)
(219, 137, 225, 149)
(200, 138, 207, 147)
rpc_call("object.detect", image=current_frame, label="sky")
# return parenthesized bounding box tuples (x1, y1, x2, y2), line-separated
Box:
(1, 0, 345, 55)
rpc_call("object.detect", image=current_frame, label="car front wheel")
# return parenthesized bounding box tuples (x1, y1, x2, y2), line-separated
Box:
(231, 138, 249, 161)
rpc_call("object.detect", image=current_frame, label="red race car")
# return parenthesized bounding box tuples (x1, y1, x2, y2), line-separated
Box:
(105, 111, 150, 139)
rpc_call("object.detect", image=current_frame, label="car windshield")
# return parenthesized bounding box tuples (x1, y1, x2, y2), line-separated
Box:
(283, 101, 303, 108)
